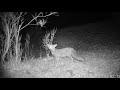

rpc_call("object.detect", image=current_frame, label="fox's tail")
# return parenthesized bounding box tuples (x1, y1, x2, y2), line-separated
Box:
(71, 50, 85, 62)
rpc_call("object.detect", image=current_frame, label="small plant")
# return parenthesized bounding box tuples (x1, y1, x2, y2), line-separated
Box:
(42, 29, 57, 57)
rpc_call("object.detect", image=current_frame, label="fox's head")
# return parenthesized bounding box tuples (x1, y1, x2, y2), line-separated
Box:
(47, 44, 57, 51)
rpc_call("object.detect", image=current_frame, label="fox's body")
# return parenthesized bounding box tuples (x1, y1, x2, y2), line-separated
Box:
(42, 29, 85, 62)
(48, 44, 85, 61)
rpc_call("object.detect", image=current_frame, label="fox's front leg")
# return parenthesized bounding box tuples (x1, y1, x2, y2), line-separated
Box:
(46, 49, 51, 58)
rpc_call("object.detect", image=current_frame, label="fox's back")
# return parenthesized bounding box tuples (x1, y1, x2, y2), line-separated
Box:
(51, 47, 77, 57)
(51, 47, 85, 61)
(52, 47, 73, 56)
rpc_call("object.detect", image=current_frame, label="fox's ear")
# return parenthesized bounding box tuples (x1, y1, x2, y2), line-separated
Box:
(54, 44, 57, 48)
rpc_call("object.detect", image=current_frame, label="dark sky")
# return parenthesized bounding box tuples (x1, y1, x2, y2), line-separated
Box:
(49, 12, 120, 29)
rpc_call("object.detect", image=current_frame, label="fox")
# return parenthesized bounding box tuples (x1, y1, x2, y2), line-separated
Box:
(47, 44, 85, 61)
(42, 29, 85, 62)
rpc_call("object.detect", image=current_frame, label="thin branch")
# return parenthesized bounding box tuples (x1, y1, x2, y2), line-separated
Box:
(50, 28, 57, 43)
(19, 12, 58, 31)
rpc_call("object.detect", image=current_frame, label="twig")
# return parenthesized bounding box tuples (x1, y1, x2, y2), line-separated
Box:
(19, 12, 58, 31)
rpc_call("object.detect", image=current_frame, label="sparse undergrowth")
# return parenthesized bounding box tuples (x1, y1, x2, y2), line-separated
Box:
(2, 54, 115, 78)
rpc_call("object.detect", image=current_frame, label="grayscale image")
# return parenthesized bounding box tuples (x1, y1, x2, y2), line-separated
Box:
(0, 12, 120, 78)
